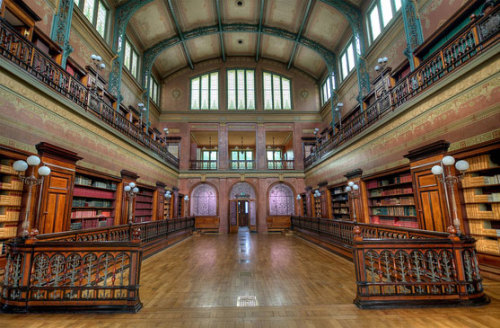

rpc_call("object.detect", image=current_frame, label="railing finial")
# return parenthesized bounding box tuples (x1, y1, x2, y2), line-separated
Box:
(133, 227, 141, 241)
(29, 228, 39, 240)
(353, 225, 363, 242)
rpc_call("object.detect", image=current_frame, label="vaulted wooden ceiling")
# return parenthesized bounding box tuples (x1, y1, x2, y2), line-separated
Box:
(125, 0, 362, 80)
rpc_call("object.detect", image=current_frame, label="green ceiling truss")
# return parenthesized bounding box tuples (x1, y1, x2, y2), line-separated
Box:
(255, 0, 266, 62)
(215, 0, 226, 62)
(165, 0, 194, 70)
(287, 0, 314, 70)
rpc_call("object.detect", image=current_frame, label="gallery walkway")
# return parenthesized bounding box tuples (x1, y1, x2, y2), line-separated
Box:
(1, 230, 500, 327)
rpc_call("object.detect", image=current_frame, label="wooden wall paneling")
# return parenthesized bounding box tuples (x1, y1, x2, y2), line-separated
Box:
(326, 188, 333, 219)
(155, 182, 166, 221)
(36, 143, 81, 234)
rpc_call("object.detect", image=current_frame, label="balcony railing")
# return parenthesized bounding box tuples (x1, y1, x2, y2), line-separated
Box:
(267, 160, 294, 170)
(291, 216, 489, 308)
(230, 160, 255, 170)
(0, 18, 179, 168)
(305, 6, 500, 168)
(190, 160, 218, 170)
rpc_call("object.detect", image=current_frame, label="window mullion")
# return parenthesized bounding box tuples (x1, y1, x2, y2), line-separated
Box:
(244, 69, 247, 109)
(280, 76, 283, 110)
(92, 0, 98, 26)
(377, 1, 384, 32)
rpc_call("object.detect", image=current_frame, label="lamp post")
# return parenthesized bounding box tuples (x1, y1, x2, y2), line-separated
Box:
(335, 102, 343, 131)
(313, 127, 320, 157)
(124, 182, 139, 224)
(12, 156, 51, 237)
(345, 181, 360, 222)
(313, 189, 321, 218)
(184, 195, 189, 217)
(431, 155, 469, 235)
(138, 103, 146, 128)
(164, 190, 172, 219)
(163, 127, 169, 144)
(374, 57, 388, 73)
(296, 194, 302, 216)
(90, 54, 106, 96)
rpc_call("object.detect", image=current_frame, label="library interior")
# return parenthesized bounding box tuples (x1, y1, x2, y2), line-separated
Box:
(0, 0, 499, 326)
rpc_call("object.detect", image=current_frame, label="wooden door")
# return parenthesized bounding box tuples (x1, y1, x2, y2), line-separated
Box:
(413, 169, 449, 232)
(229, 200, 238, 233)
(38, 170, 74, 233)
(238, 200, 248, 227)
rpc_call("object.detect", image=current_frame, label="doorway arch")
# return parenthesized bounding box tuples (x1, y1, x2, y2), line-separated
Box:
(190, 183, 218, 216)
(229, 182, 257, 233)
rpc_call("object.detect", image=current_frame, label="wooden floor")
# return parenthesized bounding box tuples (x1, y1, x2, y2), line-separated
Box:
(1, 229, 500, 327)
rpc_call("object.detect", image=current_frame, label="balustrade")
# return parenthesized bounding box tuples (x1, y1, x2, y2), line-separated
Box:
(0, 17, 178, 168)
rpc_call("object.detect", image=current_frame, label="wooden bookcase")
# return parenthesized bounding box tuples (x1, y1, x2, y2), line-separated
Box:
(177, 193, 185, 218)
(365, 171, 418, 228)
(135, 187, 154, 223)
(313, 195, 321, 218)
(328, 185, 350, 220)
(70, 173, 117, 230)
(461, 151, 500, 256)
(0, 157, 22, 256)
(164, 193, 172, 219)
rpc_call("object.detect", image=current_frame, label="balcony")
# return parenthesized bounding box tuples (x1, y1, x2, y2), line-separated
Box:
(190, 160, 218, 170)
(305, 5, 499, 169)
(0, 18, 179, 168)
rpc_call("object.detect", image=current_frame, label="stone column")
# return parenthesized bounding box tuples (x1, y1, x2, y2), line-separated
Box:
(256, 123, 266, 170)
(218, 123, 228, 170)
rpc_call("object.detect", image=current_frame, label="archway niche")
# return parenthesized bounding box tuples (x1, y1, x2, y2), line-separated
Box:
(229, 182, 257, 232)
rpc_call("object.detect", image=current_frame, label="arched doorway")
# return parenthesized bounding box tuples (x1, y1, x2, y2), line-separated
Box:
(268, 183, 295, 216)
(190, 183, 218, 217)
(229, 182, 257, 233)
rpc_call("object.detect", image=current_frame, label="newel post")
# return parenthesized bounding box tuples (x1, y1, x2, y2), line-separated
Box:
(352, 226, 368, 305)
(447, 225, 469, 298)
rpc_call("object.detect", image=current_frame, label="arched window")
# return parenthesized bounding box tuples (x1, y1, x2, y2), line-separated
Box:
(191, 184, 217, 216)
(263, 72, 291, 110)
(191, 72, 219, 110)
(268, 184, 294, 215)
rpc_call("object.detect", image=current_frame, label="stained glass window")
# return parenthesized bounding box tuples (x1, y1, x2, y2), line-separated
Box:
(263, 72, 291, 110)
(321, 72, 335, 105)
(74, 1, 108, 40)
(340, 41, 355, 81)
(124, 38, 140, 81)
(227, 69, 255, 110)
(367, 0, 402, 43)
(190, 72, 218, 110)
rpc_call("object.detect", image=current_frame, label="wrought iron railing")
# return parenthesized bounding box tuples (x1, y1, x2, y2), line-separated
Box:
(291, 216, 488, 308)
(267, 160, 294, 170)
(0, 18, 179, 168)
(305, 7, 500, 168)
(0, 217, 194, 312)
(190, 160, 218, 170)
(229, 160, 255, 170)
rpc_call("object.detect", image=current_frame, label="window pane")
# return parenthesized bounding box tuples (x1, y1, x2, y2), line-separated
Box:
(246, 151, 252, 160)
(191, 78, 200, 109)
(227, 70, 236, 110)
(394, 0, 402, 11)
(273, 75, 281, 109)
(282, 78, 291, 109)
(369, 6, 381, 40)
(74, 0, 80, 7)
(83, 0, 95, 23)
(237, 70, 245, 110)
(267, 151, 273, 161)
(131, 51, 138, 78)
(347, 43, 355, 72)
(210, 72, 218, 109)
(124, 41, 131, 70)
(200, 74, 209, 109)
(263, 72, 272, 109)
(231, 151, 238, 160)
(210, 151, 217, 161)
(246, 70, 255, 110)
(96, 1, 107, 38)
(331, 73, 336, 90)
(380, 0, 393, 26)
(341, 54, 348, 79)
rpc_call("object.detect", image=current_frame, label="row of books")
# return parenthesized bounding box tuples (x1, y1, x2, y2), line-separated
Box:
(331, 197, 348, 202)
(467, 154, 496, 171)
(369, 187, 413, 197)
(463, 188, 500, 203)
(72, 199, 113, 208)
(70, 218, 114, 230)
(75, 175, 117, 190)
(370, 196, 415, 206)
(465, 203, 500, 220)
(333, 209, 349, 214)
(330, 187, 345, 195)
(71, 210, 113, 219)
(135, 209, 152, 216)
(136, 195, 153, 203)
(370, 216, 418, 228)
(365, 174, 412, 189)
(73, 187, 115, 199)
(371, 206, 416, 216)
(463, 175, 500, 187)
(136, 203, 153, 210)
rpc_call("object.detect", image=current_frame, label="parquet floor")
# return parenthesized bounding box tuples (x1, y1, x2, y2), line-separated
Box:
(1, 228, 500, 327)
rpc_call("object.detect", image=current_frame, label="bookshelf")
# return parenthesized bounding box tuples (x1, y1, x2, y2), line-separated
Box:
(461, 151, 500, 256)
(365, 171, 418, 228)
(300, 193, 307, 216)
(313, 195, 322, 218)
(177, 193, 184, 218)
(164, 193, 171, 219)
(135, 187, 154, 223)
(328, 185, 350, 220)
(0, 157, 23, 256)
(70, 173, 117, 230)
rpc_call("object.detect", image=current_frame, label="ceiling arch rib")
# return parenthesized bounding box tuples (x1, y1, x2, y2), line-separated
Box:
(287, 0, 314, 70)
(215, 0, 226, 61)
(165, 0, 194, 69)
(255, 0, 266, 62)
(143, 23, 336, 84)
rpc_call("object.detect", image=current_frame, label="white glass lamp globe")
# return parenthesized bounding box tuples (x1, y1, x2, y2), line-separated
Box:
(184, 195, 189, 201)
(296, 195, 301, 200)
(353, 184, 359, 190)
(132, 187, 139, 193)
(124, 185, 131, 192)
(348, 181, 354, 187)
(37, 165, 51, 176)
(27, 155, 41, 166)
(129, 182, 136, 188)
(455, 160, 470, 172)
(13, 160, 28, 172)
(91, 54, 97, 60)
(96, 56, 102, 62)
(345, 186, 351, 192)
(431, 165, 443, 175)
(100, 63, 106, 69)
(442, 156, 455, 166)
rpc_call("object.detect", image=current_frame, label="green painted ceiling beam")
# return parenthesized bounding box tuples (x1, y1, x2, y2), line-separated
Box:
(215, 0, 226, 62)
(165, 0, 194, 70)
(255, 0, 266, 62)
(287, 0, 314, 70)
